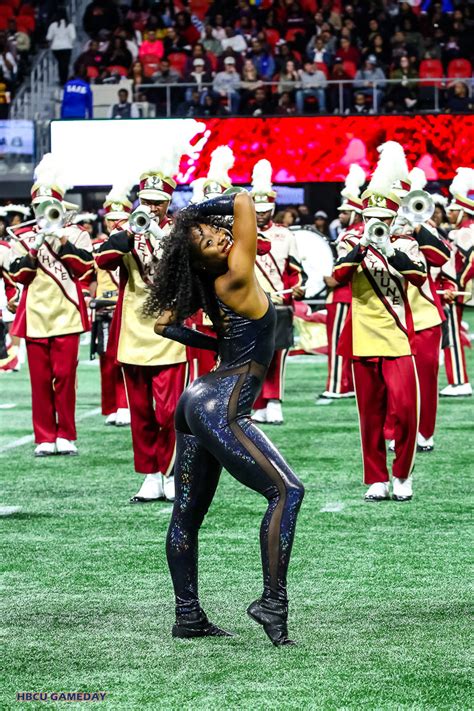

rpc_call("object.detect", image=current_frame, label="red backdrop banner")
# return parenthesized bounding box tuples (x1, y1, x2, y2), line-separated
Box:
(183, 114, 474, 183)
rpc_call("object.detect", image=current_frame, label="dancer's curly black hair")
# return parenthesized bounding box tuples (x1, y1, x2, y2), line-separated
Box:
(143, 210, 231, 328)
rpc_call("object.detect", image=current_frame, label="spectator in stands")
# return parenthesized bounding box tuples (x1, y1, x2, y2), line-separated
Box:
(201, 92, 220, 116)
(240, 59, 263, 108)
(313, 210, 330, 239)
(278, 60, 299, 98)
(46, 10, 76, 85)
(0, 34, 17, 84)
(74, 40, 104, 76)
(295, 61, 327, 114)
(152, 58, 181, 85)
(308, 36, 333, 67)
(0, 69, 11, 119)
(245, 86, 274, 117)
(347, 91, 371, 114)
(247, 39, 275, 81)
(212, 56, 241, 113)
(61, 70, 93, 119)
(276, 91, 296, 115)
(184, 58, 212, 101)
(115, 27, 139, 62)
(386, 55, 418, 112)
(201, 25, 223, 56)
(354, 55, 386, 109)
(139, 30, 164, 62)
(104, 37, 133, 71)
(163, 27, 186, 56)
(175, 12, 200, 47)
(221, 27, 247, 54)
(177, 89, 203, 117)
(108, 88, 139, 118)
(211, 14, 227, 42)
(273, 42, 297, 74)
(184, 44, 213, 76)
(83, 0, 121, 37)
(129, 60, 146, 101)
(446, 81, 471, 112)
(364, 33, 391, 73)
(329, 57, 353, 113)
(335, 37, 360, 67)
(6, 19, 30, 76)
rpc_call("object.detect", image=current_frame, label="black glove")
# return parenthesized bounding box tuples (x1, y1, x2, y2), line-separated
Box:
(162, 324, 218, 352)
(184, 193, 236, 219)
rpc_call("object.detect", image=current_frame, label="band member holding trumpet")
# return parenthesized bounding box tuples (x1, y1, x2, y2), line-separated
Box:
(91, 188, 133, 426)
(384, 152, 451, 453)
(250, 159, 306, 425)
(96, 160, 189, 503)
(439, 168, 474, 398)
(321, 164, 365, 401)
(333, 148, 426, 502)
(8, 153, 94, 457)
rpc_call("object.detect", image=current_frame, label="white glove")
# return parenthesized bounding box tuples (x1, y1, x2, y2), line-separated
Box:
(32, 232, 46, 250)
(375, 234, 395, 258)
(148, 220, 164, 241)
(359, 231, 370, 247)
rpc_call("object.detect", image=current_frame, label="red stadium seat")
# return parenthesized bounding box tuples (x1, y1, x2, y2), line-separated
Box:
(16, 14, 35, 33)
(2, 0, 21, 8)
(0, 6, 14, 20)
(141, 55, 160, 78)
(206, 51, 218, 72)
(86, 66, 99, 79)
(447, 58, 472, 79)
(0, 17, 8, 30)
(285, 28, 305, 43)
(315, 62, 329, 78)
(419, 59, 444, 87)
(300, 0, 318, 12)
(342, 60, 357, 79)
(264, 29, 281, 49)
(107, 65, 129, 77)
(167, 52, 187, 77)
(18, 4, 35, 15)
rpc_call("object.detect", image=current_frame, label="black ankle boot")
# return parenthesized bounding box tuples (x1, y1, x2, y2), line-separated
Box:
(172, 609, 233, 639)
(247, 598, 296, 646)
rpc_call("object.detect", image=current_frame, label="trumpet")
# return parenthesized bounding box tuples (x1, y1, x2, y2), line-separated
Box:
(128, 206, 152, 234)
(34, 197, 66, 231)
(366, 218, 390, 242)
(400, 189, 435, 225)
(128, 206, 164, 240)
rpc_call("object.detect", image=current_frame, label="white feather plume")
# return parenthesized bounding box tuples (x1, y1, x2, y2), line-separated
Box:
(105, 178, 134, 204)
(190, 177, 206, 204)
(341, 164, 365, 198)
(369, 141, 409, 194)
(34, 152, 73, 192)
(449, 167, 474, 197)
(251, 159, 273, 193)
(207, 145, 235, 184)
(4, 204, 30, 216)
(431, 193, 448, 207)
(408, 167, 427, 191)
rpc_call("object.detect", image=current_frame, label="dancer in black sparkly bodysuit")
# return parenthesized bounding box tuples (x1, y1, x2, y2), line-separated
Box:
(144, 191, 304, 646)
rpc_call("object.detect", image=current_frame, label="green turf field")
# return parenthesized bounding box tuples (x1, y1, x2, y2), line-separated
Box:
(1, 315, 473, 711)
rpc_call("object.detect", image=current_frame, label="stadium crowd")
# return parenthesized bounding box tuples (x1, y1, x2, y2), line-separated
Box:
(67, 0, 473, 117)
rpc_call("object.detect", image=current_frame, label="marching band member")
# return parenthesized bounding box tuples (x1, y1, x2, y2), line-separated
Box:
(333, 148, 426, 502)
(91, 189, 132, 426)
(386, 152, 451, 452)
(0, 234, 19, 369)
(96, 151, 189, 503)
(439, 168, 474, 398)
(250, 159, 306, 425)
(8, 154, 94, 456)
(320, 164, 365, 401)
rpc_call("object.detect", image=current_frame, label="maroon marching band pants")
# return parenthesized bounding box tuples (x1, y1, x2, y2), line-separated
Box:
(99, 353, 128, 416)
(444, 303, 469, 386)
(326, 302, 353, 395)
(122, 361, 189, 476)
(26, 333, 80, 444)
(353, 355, 419, 485)
(384, 324, 442, 441)
(253, 348, 289, 409)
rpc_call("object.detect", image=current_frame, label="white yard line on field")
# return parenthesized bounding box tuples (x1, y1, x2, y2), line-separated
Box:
(319, 502, 345, 513)
(0, 407, 102, 454)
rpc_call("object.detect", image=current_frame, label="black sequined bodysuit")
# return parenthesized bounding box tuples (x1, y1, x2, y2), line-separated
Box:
(167, 297, 304, 616)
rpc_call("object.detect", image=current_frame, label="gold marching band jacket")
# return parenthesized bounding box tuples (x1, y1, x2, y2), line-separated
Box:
(9, 224, 93, 339)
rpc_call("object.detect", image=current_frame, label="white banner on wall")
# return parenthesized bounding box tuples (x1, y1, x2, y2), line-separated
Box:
(50, 118, 207, 187)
